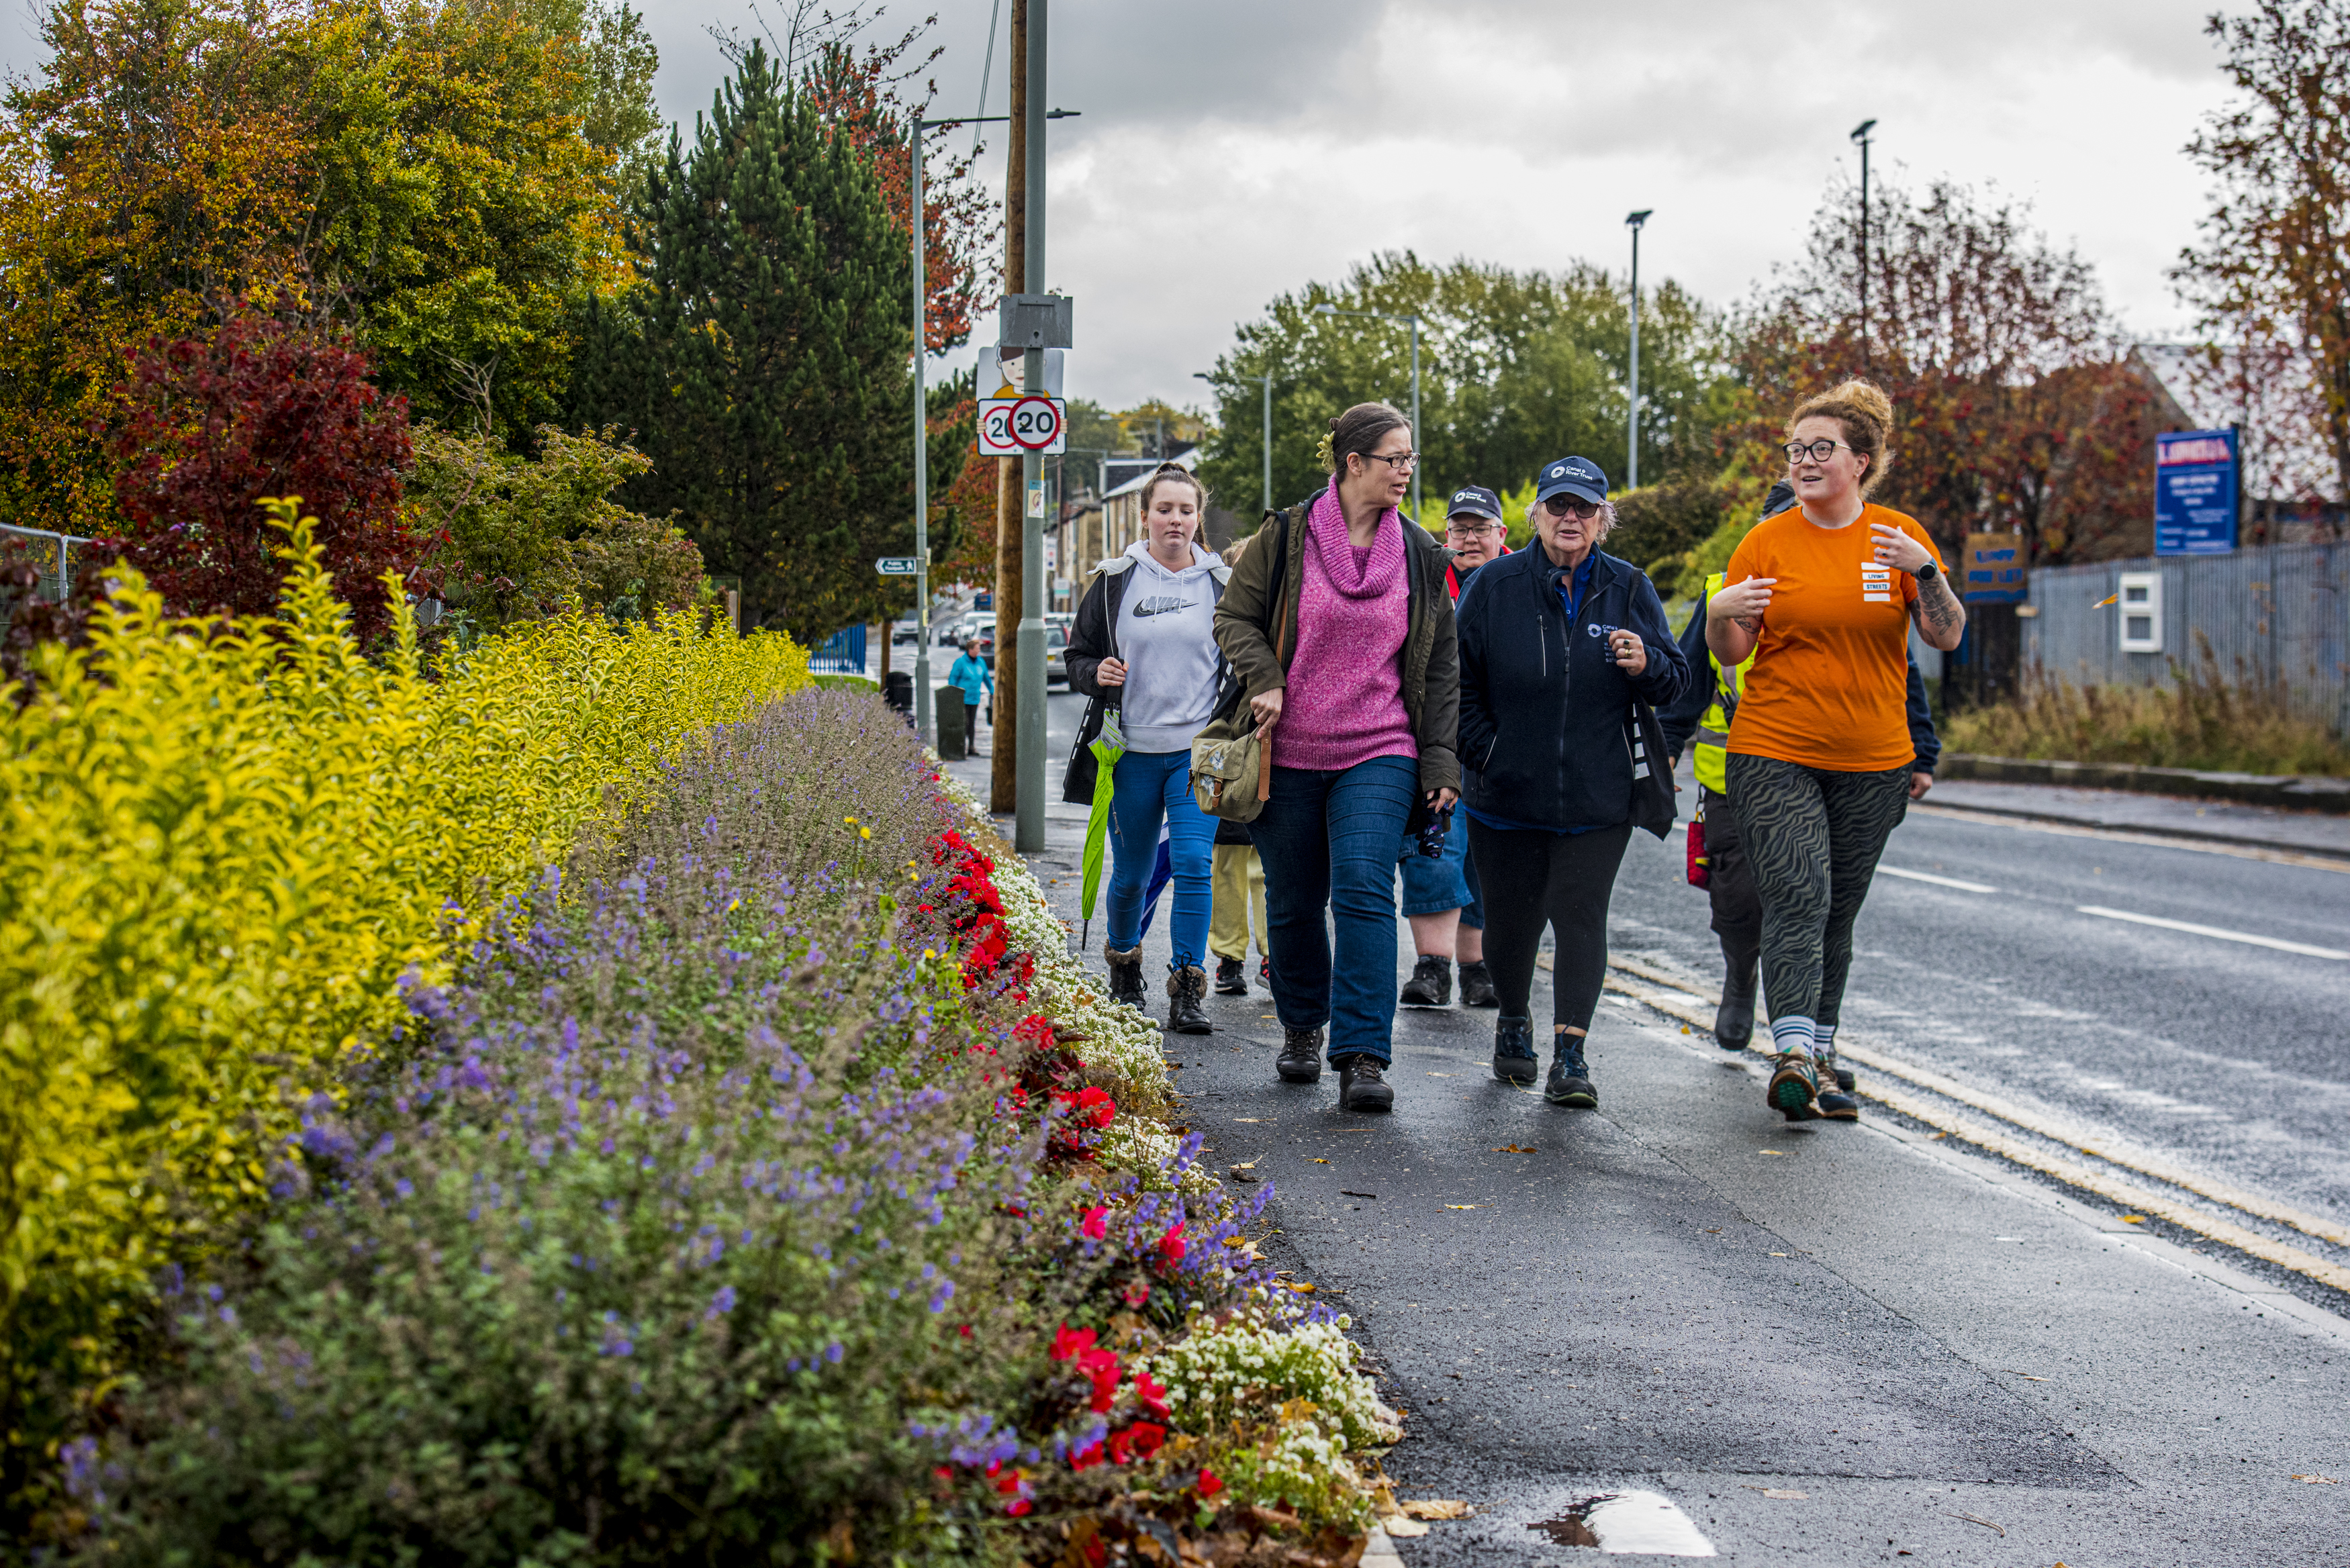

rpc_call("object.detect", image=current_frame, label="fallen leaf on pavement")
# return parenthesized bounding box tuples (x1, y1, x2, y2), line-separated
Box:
(1444, 1204, 1480, 1210)
(1381, 1518, 1429, 1538)
(1493, 1146, 1536, 1154)
(1742, 1485, 1807, 1500)
(2292, 1473, 2339, 1484)
(1769, 1252, 1789, 1257)
(1341, 1190, 1377, 1199)
(1232, 1118, 1260, 1123)
(1948, 1511, 2006, 1536)
(1398, 1500, 1472, 1520)
(1760, 1149, 1787, 1156)
(1285, 1281, 1316, 1293)
(2002, 1370, 2048, 1381)
(1312, 1157, 1330, 1163)
(2120, 1214, 2145, 1224)
(1926, 1132, 1948, 1140)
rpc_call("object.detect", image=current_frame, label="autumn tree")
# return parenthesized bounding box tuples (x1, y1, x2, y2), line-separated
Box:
(2174, 0, 2350, 528)
(110, 306, 430, 642)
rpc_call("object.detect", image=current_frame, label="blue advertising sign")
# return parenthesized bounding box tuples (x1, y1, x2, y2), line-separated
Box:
(2155, 428, 2238, 556)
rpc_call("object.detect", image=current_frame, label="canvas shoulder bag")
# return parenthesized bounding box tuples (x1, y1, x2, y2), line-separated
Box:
(1189, 510, 1293, 822)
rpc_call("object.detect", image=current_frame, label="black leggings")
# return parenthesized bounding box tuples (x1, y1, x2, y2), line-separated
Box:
(1465, 820, 1634, 1038)
(1724, 754, 1910, 1030)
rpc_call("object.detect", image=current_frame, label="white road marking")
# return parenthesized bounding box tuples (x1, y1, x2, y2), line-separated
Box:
(1584, 1489, 1718, 1555)
(2075, 905, 2349, 961)
(1877, 865, 1998, 893)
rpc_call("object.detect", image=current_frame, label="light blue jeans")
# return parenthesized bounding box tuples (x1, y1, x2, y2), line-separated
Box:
(1108, 749, 1215, 970)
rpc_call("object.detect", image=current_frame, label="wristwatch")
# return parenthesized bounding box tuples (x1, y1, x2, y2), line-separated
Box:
(1915, 560, 1940, 583)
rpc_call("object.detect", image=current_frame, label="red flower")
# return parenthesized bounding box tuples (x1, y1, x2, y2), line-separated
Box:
(1106, 1421, 1167, 1464)
(1006, 1498, 1033, 1517)
(1082, 1535, 1107, 1566)
(1133, 1370, 1171, 1418)
(1051, 1087, 1116, 1130)
(1069, 1436, 1105, 1471)
(1049, 1323, 1097, 1363)
(1121, 1281, 1151, 1308)
(1197, 1465, 1224, 1498)
(1158, 1222, 1187, 1265)
(1080, 1205, 1109, 1240)
(1014, 1012, 1056, 1051)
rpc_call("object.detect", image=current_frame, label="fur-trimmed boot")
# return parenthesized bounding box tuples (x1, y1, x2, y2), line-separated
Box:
(1166, 965, 1213, 1035)
(1104, 943, 1147, 1011)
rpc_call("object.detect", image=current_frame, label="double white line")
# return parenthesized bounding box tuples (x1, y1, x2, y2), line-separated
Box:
(1603, 955, 2350, 1295)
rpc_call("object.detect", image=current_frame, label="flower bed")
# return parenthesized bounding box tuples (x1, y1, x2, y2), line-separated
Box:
(57, 687, 1397, 1564)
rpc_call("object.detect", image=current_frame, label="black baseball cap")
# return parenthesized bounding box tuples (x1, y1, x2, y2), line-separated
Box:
(1760, 479, 1798, 519)
(1445, 484, 1503, 522)
(1534, 456, 1609, 506)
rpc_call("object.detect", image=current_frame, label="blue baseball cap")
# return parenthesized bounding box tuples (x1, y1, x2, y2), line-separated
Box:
(1445, 484, 1503, 522)
(1534, 456, 1609, 507)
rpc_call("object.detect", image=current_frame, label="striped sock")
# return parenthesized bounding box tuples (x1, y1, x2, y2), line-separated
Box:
(1769, 1016, 1816, 1059)
(1813, 1023, 1837, 1056)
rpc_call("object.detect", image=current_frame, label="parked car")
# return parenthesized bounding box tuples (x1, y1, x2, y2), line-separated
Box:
(1043, 624, 1069, 687)
(892, 621, 919, 647)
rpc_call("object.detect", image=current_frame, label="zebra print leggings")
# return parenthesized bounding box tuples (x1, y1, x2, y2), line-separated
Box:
(1724, 754, 1912, 1031)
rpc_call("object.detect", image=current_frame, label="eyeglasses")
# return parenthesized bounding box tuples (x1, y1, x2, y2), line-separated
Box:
(1444, 520, 1499, 538)
(1783, 438, 1852, 464)
(1357, 450, 1419, 472)
(1540, 495, 1602, 520)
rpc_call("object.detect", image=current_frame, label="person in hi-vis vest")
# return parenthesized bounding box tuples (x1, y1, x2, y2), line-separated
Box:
(1659, 482, 1942, 1064)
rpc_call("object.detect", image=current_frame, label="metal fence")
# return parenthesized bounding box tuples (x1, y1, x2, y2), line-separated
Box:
(1, 522, 91, 602)
(2019, 543, 2350, 734)
(809, 623, 868, 675)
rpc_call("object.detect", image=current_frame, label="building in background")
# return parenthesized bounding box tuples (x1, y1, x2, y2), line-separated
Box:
(2135, 345, 2345, 545)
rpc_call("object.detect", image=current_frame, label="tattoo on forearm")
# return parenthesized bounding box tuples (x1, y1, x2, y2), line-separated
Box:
(1917, 573, 1962, 635)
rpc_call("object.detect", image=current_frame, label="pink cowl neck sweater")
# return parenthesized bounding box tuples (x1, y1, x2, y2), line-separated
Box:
(1275, 481, 1417, 774)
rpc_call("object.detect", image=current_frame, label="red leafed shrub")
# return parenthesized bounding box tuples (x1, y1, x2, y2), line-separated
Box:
(109, 307, 432, 643)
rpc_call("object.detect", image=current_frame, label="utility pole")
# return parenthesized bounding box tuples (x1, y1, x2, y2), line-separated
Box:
(1015, 0, 1047, 854)
(990, 0, 1027, 818)
(1626, 209, 1651, 490)
(1852, 119, 1876, 374)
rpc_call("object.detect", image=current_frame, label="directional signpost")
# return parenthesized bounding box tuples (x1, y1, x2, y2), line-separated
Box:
(875, 557, 919, 576)
(977, 395, 1068, 456)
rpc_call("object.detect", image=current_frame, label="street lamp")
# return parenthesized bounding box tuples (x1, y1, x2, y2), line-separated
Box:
(1194, 371, 1276, 516)
(1851, 118, 1876, 373)
(1314, 302, 1421, 518)
(1625, 209, 1652, 490)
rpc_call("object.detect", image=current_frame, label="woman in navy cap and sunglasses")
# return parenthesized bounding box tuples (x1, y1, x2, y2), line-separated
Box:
(1453, 456, 1687, 1107)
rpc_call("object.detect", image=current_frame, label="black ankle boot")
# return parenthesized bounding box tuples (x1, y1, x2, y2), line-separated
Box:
(1104, 944, 1146, 1011)
(1399, 954, 1450, 1006)
(1715, 947, 1758, 1051)
(1166, 965, 1213, 1035)
(1336, 1054, 1395, 1113)
(1458, 961, 1499, 1008)
(1213, 956, 1248, 995)
(1276, 1026, 1323, 1084)
(1492, 1014, 1538, 1084)
(1545, 1037, 1597, 1108)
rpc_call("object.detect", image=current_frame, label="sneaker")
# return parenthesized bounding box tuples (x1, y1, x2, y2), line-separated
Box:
(1814, 1051, 1859, 1119)
(1166, 965, 1213, 1036)
(1276, 1026, 1324, 1084)
(1544, 1038, 1597, 1108)
(1767, 1052, 1820, 1120)
(1399, 954, 1451, 1007)
(1214, 956, 1248, 995)
(1457, 961, 1499, 1008)
(1491, 1015, 1538, 1085)
(1258, 955, 1272, 989)
(1336, 1055, 1395, 1114)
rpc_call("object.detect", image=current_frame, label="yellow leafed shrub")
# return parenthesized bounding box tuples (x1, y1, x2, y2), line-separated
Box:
(0, 503, 810, 1495)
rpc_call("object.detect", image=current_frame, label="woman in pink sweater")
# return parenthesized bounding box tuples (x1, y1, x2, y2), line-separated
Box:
(1212, 402, 1461, 1113)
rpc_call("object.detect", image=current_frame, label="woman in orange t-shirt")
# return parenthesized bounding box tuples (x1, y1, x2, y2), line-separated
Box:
(1705, 381, 1967, 1122)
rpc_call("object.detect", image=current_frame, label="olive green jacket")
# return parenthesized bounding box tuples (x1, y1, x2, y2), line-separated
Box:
(1211, 499, 1460, 795)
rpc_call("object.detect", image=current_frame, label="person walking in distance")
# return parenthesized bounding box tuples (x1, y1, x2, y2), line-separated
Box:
(1662, 479, 1944, 1086)
(1215, 403, 1461, 1114)
(1398, 484, 1511, 1010)
(1064, 463, 1230, 1034)
(1455, 456, 1687, 1105)
(1707, 381, 1965, 1122)
(1207, 531, 1271, 997)
(947, 636, 994, 757)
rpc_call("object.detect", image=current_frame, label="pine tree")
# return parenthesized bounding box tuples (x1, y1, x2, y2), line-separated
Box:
(572, 42, 912, 644)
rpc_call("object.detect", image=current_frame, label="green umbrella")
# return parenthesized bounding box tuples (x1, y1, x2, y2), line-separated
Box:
(1078, 707, 1125, 948)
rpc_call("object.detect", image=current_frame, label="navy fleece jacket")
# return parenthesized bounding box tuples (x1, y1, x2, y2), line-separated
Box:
(1456, 546, 1689, 832)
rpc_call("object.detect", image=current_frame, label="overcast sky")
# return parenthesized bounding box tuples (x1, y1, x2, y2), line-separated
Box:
(0, 0, 2246, 416)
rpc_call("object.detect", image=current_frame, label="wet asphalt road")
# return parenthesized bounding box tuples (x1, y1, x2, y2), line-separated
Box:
(943, 693, 2350, 1561)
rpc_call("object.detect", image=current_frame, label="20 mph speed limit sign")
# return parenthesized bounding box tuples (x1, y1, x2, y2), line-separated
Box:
(976, 395, 1067, 455)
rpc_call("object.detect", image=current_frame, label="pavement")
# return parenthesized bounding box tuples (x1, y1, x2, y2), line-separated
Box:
(1922, 778, 2350, 863)
(934, 694, 2350, 1562)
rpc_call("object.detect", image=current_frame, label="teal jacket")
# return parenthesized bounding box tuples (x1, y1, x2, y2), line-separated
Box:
(947, 652, 993, 708)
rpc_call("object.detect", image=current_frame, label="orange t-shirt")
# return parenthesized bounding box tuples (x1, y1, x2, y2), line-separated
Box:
(1721, 503, 1943, 772)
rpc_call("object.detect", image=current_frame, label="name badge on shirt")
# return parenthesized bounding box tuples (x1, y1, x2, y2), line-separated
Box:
(1859, 562, 1894, 603)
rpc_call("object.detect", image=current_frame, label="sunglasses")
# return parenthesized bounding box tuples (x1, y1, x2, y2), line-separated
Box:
(1540, 495, 1602, 521)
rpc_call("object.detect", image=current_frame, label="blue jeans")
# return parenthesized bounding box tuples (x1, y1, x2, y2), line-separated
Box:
(1248, 756, 1419, 1065)
(1397, 811, 1484, 929)
(1108, 749, 1215, 969)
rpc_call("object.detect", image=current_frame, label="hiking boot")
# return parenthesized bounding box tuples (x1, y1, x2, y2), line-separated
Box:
(1104, 944, 1146, 1011)
(1214, 956, 1248, 995)
(1715, 950, 1758, 1051)
(1400, 955, 1451, 1007)
(1276, 1027, 1324, 1084)
(1336, 1055, 1395, 1114)
(1814, 1051, 1859, 1119)
(1458, 960, 1499, 1008)
(1545, 1037, 1597, 1108)
(1491, 1014, 1539, 1085)
(1166, 965, 1213, 1036)
(1767, 1052, 1821, 1120)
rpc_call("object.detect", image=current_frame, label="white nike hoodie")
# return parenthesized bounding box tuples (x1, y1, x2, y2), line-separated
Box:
(1112, 539, 1226, 753)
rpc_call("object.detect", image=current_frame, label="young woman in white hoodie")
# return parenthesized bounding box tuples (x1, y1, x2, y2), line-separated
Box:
(1063, 464, 1229, 1032)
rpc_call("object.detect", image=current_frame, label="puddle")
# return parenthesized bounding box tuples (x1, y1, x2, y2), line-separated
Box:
(1526, 1489, 1718, 1557)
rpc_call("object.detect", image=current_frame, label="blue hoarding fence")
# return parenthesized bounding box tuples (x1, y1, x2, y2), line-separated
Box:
(810, 623, 867, 675)
(2155, 427, 2239, 556)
